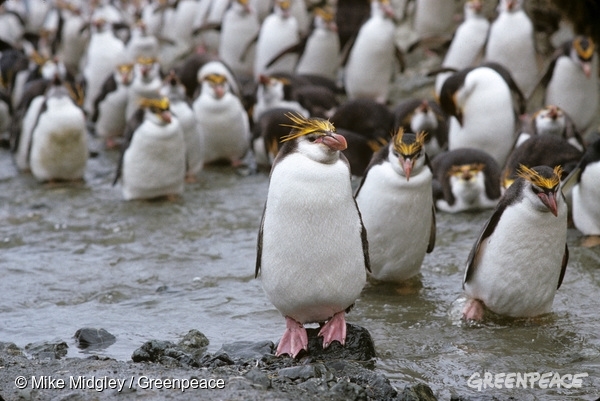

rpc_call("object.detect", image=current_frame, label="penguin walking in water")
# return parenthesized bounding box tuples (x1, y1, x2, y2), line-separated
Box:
(343, 0, 401, 103)
(541, 36, 599, 134)
(114, 95, 186, 201)
(355, 129, 435, 283)
(439, 63, 524, 168)
(192, 72, 250, 166)
(256, 113, 369, 358)
(17, 76, 88, 182)
(462, 164, 568, 320)
(484, 0, 539, 97)
(432, 148, 502, 213)
(91, 62, 135, 149)
(570, 138, 600, 247)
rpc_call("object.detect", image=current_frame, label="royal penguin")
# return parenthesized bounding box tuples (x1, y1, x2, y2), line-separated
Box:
(252, 74, 309, 124)
(434, 0, 489, 96)
(343, 0, 401, 103)
(541, 36, 599, 133)
(571, 138, 600, 246)
(256, 113, 369, 358)
(125, 56, 163, 121)
(91, 62, 135, 148)
(393, 98, 448, 158)
(439, 63, 525, 168)
(82, 18, 127, 116)
(114, 95, 186, 201)
(192, 72, 250, 166)
(515, 105, 584, 151)
(432, 148, 502, 213)
(217, 0, 261, 77)
(160, 70, 205, 181)
(20, 76, 88, 182)
(355, 129, 435, 283)
(462, 165, 568, 320)
(253, 0, 301, 80)
(484, 0, 539, 97)
(501, 134, 582, 189)
(412, 0, 455, 39)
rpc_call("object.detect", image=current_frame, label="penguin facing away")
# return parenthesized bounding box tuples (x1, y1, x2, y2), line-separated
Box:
(432, 148, 502, 213)
(462, 165, 568, 320)
(355, 128, 435, 283)
(256, 113, 369, 358)
(114, 95, 186, 201)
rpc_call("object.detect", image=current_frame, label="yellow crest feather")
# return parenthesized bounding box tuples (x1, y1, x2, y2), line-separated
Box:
(138, 96, 170, 111)
(280, 113, 335, 142)
(516, 164, 562, 189)
(203, 73, 227, 85)
(574, 36, 595, 60)
(393, 128, 427, 156)
(314, 6, 335, 22)
(136, 56, 157, 65)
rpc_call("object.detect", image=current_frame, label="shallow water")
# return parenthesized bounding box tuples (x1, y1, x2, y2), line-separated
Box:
(1, 143, 599, 400)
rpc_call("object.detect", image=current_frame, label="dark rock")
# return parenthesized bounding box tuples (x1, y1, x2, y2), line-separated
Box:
(0, 342, 23, 356)
(73, 328, 116, 350)
(131, 340, 198, 367)
(278, 363, 327, 381)
(328, 380, 368, 401)
(244, 367, 271, 389)
(325, 360, 398, 400)
(304, 323, 376, 362)
(215, 340, 274, 361)
(24, 340, 68, 360)
(400, 383, 438, 401)
(177, 329, 209, 359)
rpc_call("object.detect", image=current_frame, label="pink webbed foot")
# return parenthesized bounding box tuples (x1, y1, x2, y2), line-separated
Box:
(462, 298, 485, 321)
(318, 311, 347, 349)
(276, 317, 308, 358)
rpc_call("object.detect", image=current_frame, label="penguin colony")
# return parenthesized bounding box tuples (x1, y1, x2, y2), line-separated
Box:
(1, 0, 599, 358)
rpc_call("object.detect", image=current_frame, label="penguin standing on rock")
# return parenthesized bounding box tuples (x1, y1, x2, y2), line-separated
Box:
(462, 165, 568, 320)
(432, 148, 502, 213)
(114, 95, 186, 201)
(256, 113, 369, 358)
(355, 129, 435, 283)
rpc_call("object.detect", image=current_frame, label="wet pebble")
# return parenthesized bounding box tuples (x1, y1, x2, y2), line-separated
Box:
(24, 339, 68, 360)
(73, 327, 116, 349)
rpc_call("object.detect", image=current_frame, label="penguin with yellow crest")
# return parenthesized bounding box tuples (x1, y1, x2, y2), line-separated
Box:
(114, 95, 186, 201)
(256, 113, 369, 358)
(355, 128, 436, 283)
(462, 164, 568, 320)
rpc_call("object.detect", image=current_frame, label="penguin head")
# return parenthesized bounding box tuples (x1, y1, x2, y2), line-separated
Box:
(533, 105, 566, 136)
(201, 73, 230, 100)
(571, 36, 595, 78)
(280, 112, 347, 163)
(410, 101, 438, 137)
(516, 164, 563, 216)
(275, 0, 292, 18)
(389, 128, 427, 181)
(135, 56, 160, 82)
(116, 63, 134, 86)
(465, 0, 483, 17)
(234, 0, 251, 14)
(498, 0, 523, 13)
(372, 0, 396, 21)
(160, 70, 186, 100)
(140, 96, 172, 125)
(314, 6, 337, 32)
(257, 75, 288, 103)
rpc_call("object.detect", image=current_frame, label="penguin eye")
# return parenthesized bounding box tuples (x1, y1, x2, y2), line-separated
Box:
(531, 186, 543, 195)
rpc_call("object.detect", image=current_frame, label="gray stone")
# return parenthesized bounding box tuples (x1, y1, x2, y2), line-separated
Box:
(73, 328, 116, 349)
